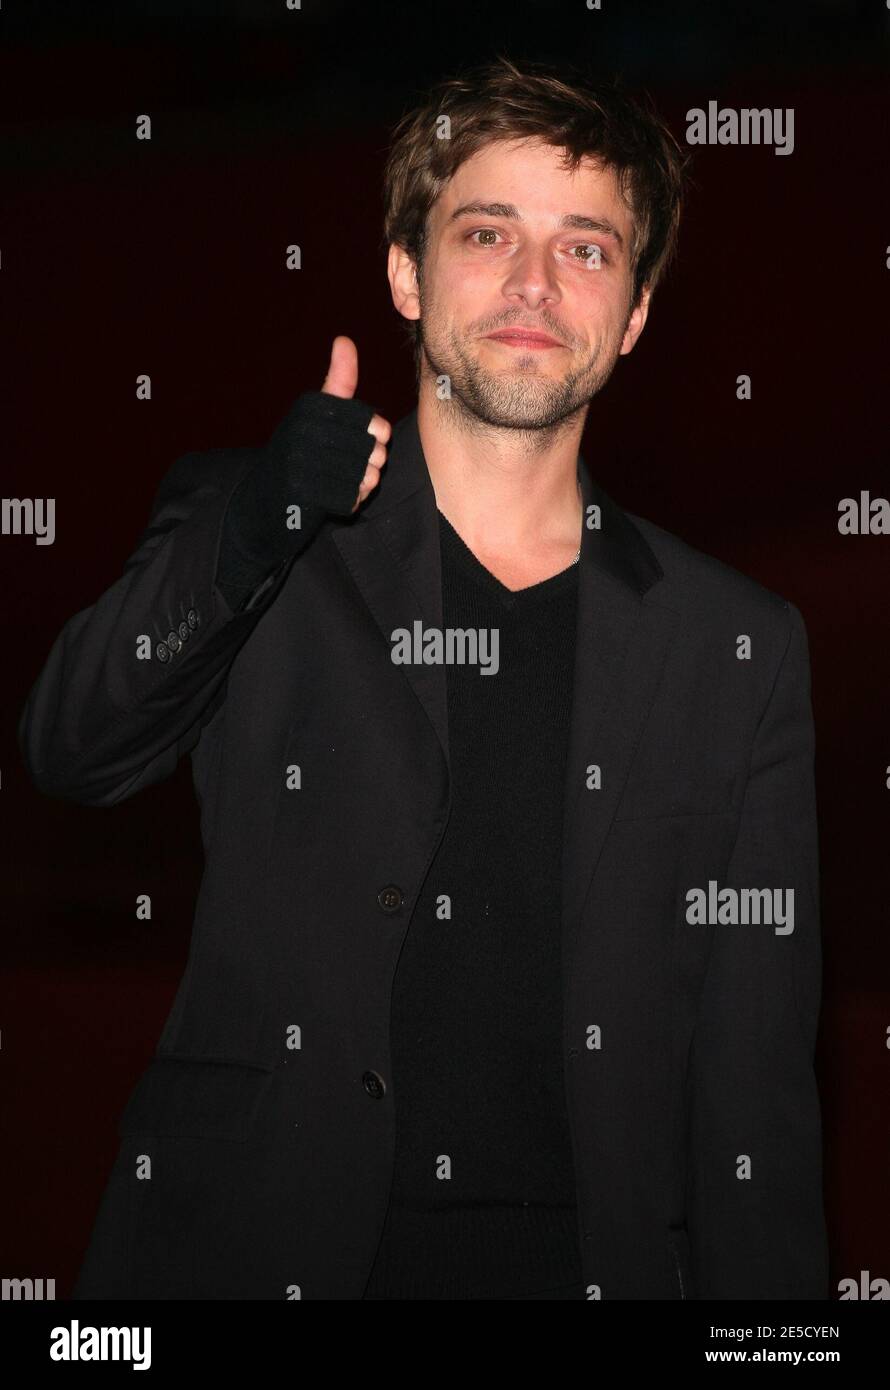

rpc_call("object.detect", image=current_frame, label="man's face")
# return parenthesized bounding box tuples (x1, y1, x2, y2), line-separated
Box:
(391, 137, 650, 431)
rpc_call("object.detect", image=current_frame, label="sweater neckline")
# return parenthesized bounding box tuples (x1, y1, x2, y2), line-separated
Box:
(437, 509, 580, 608)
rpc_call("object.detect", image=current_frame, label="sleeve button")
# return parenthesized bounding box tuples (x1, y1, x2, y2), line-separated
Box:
(362, 1071, 386, 1099)
(376, 885, 403, 913)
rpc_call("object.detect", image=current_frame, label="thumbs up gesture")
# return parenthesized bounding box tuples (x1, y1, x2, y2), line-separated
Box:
(321, 336, 390, 514)
(217, 336, 390, 611)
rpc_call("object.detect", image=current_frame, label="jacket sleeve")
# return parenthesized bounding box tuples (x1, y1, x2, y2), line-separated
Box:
(687, 600, 830, 1299)
(17, 447, 291, 808)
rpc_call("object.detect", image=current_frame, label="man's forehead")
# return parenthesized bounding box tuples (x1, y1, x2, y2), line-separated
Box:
(432, 139, 629, 227)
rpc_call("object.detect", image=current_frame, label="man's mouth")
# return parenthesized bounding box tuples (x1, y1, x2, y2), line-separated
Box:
(483, 329, 564, 350)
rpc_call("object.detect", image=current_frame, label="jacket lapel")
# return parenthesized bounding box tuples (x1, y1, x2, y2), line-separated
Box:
(332, 407, 680, 973)
(561, 467, 680, 973)
(332, 408, 450, 764)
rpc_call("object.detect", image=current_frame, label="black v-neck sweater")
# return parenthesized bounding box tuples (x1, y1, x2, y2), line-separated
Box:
(362, 510, 585, 1300)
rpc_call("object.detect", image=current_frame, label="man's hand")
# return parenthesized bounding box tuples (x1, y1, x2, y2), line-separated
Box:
(321, 335, 390, 514)
(214, 337, 388, 613)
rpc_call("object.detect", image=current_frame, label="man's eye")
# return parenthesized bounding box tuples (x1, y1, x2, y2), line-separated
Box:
(572, 243, 606, 265)
(466, 231, 606, 264)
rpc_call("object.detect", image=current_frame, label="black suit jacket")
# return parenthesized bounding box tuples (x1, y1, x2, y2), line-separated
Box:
(19, 407, 829, 1299)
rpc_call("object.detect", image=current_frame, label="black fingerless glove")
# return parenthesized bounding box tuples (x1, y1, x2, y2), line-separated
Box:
(215, 390, 377, 613)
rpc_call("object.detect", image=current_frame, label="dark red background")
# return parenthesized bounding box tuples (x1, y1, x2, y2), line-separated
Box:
(2, 0, 887, 1296)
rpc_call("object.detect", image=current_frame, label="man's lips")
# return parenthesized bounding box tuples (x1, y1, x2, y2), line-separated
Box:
(483, 329, 564, 349)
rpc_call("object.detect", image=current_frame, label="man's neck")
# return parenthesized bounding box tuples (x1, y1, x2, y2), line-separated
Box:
(416, 381, 587, 571)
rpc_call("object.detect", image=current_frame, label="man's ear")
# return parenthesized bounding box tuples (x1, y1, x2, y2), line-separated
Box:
(619, 283, 651, 356)
(388, 243, 421, 323)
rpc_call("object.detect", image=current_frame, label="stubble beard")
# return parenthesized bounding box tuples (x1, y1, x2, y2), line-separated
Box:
(418, 314, 623, 435)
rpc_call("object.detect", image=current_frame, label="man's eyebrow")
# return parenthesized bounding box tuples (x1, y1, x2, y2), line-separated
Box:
(447, 201, 624, 247)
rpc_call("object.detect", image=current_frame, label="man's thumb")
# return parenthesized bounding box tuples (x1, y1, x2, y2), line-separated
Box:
(321, 335, 359, 398)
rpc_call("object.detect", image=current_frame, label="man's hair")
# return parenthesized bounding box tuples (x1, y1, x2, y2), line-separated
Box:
(381, 53, 691, 364)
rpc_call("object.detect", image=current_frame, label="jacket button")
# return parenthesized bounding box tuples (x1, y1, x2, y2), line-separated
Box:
(167, 630, 181, 653)
(178, 620, 190, 642)
(362, 1070, 386, 1099)
(156, 641, 170, 662)
(187, 608, 199, 629)
(376, 885, 403, 913)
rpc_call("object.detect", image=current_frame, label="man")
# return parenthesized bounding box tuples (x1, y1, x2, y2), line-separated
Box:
(19, 55, 828, 1300)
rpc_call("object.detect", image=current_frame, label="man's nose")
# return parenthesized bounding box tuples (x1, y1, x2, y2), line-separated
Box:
(500, 245, 562, 309)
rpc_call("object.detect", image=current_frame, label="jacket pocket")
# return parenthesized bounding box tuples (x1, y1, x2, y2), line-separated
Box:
(118, 1054, 275, 1144)
(667, 1226, 695, 1300)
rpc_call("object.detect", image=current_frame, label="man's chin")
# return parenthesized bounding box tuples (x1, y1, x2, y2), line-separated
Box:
(458, 372, 571, 423)
(422, 348, 587, 427)
(461, 393, 582, 431)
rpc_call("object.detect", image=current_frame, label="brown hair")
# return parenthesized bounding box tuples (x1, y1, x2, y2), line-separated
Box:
(381, 54, 691, 358)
